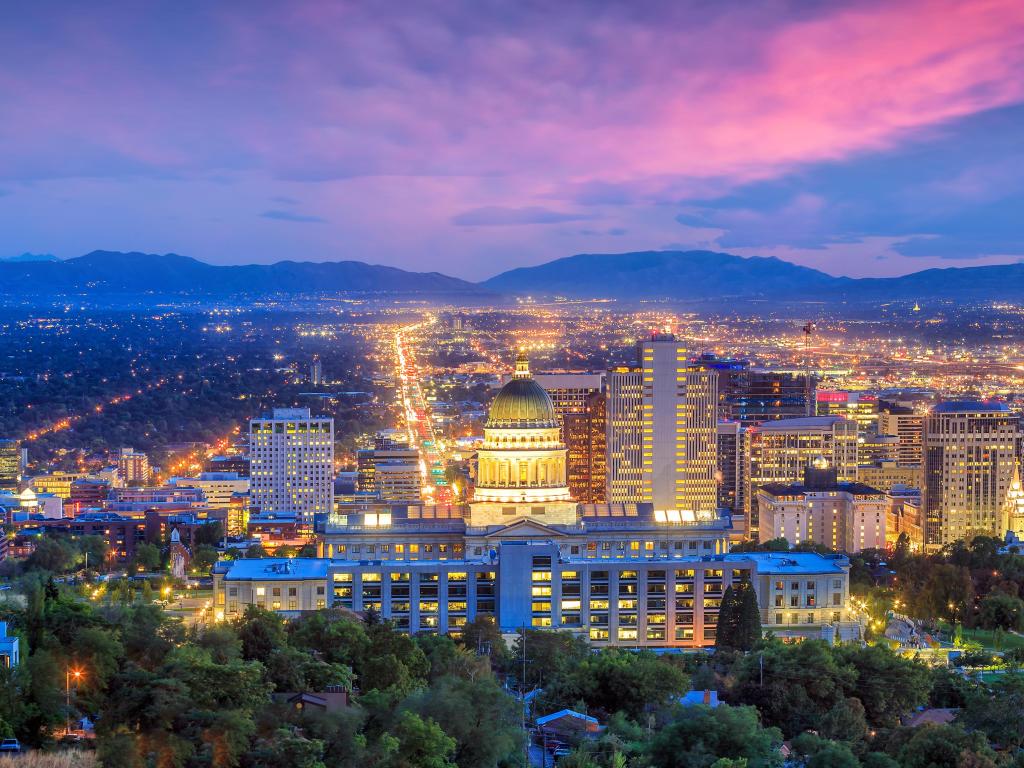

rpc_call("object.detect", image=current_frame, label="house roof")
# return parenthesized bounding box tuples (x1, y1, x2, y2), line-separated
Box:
(536, 709, 599, 728)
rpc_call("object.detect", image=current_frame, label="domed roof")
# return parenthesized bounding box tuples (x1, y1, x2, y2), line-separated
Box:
(486, 352, 558, 428)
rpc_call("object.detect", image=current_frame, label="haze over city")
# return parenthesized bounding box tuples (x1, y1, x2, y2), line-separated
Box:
(2, 0, 1024, 279)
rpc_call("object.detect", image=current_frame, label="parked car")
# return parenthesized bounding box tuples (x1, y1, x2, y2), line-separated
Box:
(0, 738, 21, 753)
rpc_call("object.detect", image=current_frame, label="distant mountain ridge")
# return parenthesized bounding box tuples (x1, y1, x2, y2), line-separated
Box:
(0, 250, 480, 296)
(3, 248, 1024, 303)
(481, 250, 1024, 303)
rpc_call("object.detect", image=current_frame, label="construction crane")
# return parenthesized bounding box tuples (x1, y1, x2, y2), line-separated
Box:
(802, 322, 815, 416)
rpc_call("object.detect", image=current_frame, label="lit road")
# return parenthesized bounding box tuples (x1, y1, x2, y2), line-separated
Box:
(393, 317, 453, 505)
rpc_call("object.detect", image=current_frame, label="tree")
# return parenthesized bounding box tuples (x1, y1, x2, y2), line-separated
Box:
(386, 711, 456, 768)
(646, 704, 783, 768)
(540, 649, 688, 719)
(510, 629, 589, 690)
(834, 644, 931, 727)
(978, 593, 1024, 631)
(25, 536, 74, 573)
(716, 582, 761, 652)
(191, 545, 220, 575)
(193, 522, 224, 548)
(132, 542, 162, 572)
(404, 675, 523, 768)
(958, 674, 1024, 750)
(730, 640, 854, 737)
(235, 605, 289, 661)
(806, 742, 859, 768)
(885, 724, 997, 768)
(819, 697, 868, 743)
(459, 615, 507, 665)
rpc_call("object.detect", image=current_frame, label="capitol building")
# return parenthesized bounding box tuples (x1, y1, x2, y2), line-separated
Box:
(214, 353, 861, 648)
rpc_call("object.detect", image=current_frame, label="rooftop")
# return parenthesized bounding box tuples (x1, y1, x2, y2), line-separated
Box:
(931, 400, 1009, 414)
(221, 558, 330, 581)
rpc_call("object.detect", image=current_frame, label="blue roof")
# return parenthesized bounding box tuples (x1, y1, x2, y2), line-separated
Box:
(222, 558, 329, 581)
(722, 552, 849, 574)
(536, 709, 598, 727)
(932, 400, 1009, 414)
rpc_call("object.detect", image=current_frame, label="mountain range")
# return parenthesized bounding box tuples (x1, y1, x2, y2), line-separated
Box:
(2, 248, 1023, 303)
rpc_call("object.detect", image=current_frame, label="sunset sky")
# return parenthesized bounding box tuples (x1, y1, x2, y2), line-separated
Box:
(1, 0, 1023, 279)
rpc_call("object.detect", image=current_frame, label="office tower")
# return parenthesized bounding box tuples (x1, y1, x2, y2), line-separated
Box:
(605, 336, 718, 511)
(563, 390, 607, 503)
(530, 373, 605, 418)
(878, 404, 924, 466)
(356, 434, 420, 500)
(117, 447, 151, 487)
(606, 366, 645, 502)
(817, 391, 879, 434)
(204, 455, 251, 477)
(745, 416, 859, 540)
(859, 434, 899, 464)
(698, 356, 810, 424)
(374, 459, 422, 502)
(716, 422, 745, 517)
(310, 356, 323, 387)
(249, 407, 334, 531)
(924, 401, 1020, 549)
(0, 439, 25, 491)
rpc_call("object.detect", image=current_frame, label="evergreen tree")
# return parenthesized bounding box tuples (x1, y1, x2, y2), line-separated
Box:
(716, 582, 762, 652)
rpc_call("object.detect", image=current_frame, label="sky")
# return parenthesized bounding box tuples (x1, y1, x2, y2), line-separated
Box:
(1, 0, 1023, 281)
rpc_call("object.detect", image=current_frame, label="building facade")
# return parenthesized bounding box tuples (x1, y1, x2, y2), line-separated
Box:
(214, 546, 858, 647)
(0, 439, 25, 492)
(605, 367, 644, 502)
(563, 391, 607, 503)
(744, 416, 859, 541)
(924, 402, 1021, 548)
(249, 408, 335, 533)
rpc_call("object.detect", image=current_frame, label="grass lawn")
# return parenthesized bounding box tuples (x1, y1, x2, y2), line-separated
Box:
(936, 621, 1024, 651)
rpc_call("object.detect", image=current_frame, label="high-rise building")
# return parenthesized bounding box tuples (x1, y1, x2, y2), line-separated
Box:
(698, 357, 810, 425)
(924, 402, 1020, 549)
(606, 336, 718, 512)
(205, 455, 251, 477)
(817, 391, 879, 434)
(744, 416, 859, 540)
(249, 408, 335, 532)
(310, 356, 323, 387)
(716, 422, 746, 518)
(606, 367, 645, 502)
(0, 439, 25, 491)
(878, 404, 924, 467)
(356, 436, 420, 501)
(374, 460, 423, 502)
(117, 447, 151, 487)
(563, 390, 607, 503)
(521, 373, 606, 504)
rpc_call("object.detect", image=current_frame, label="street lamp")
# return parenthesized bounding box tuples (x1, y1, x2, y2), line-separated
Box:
(66, 665, 84, 735)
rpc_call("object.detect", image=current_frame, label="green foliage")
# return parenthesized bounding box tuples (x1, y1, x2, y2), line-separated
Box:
(540, 648, 688, 719)
(716, 582, 761, 652)
(510, 628, 589, 691)
(819, 697, 868, 743)
(387, 711, 457, 768)
(958, 673, 1024, 750)
(977, 592, 1024, 630)
(403, 675, 523, 768)
(191, 544, 220, 574)
(834, 644, 931, 727)
(883, 724, 998, 768)
(646, 705, 783, 768)
(132, 541, 162, 572)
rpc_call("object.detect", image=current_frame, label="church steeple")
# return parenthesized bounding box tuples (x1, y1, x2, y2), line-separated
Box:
(513, 349, 531, 379)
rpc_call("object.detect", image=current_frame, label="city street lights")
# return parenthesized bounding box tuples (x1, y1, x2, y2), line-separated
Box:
(66, 665, 84, 735)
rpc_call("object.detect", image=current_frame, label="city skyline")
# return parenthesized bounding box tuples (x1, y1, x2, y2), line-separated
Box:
(1, 1, 1023, 280)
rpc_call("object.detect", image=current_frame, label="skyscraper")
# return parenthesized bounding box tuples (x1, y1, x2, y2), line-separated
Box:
(716, 422, 745, 517)
(117, 447, 151, 487)
(249, 407, 334, 532)
(924, 401, 1020, 549)
(563, 390, 607, 503)
(878, 403, 924, 467)
(606, 336, 717, 512)
(744, 416, 859, 540)
(0, 439, 25, 492)
(310, 356, 323, 387)
(698, 356, 810, 424)
(605, 366, 644, 502)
